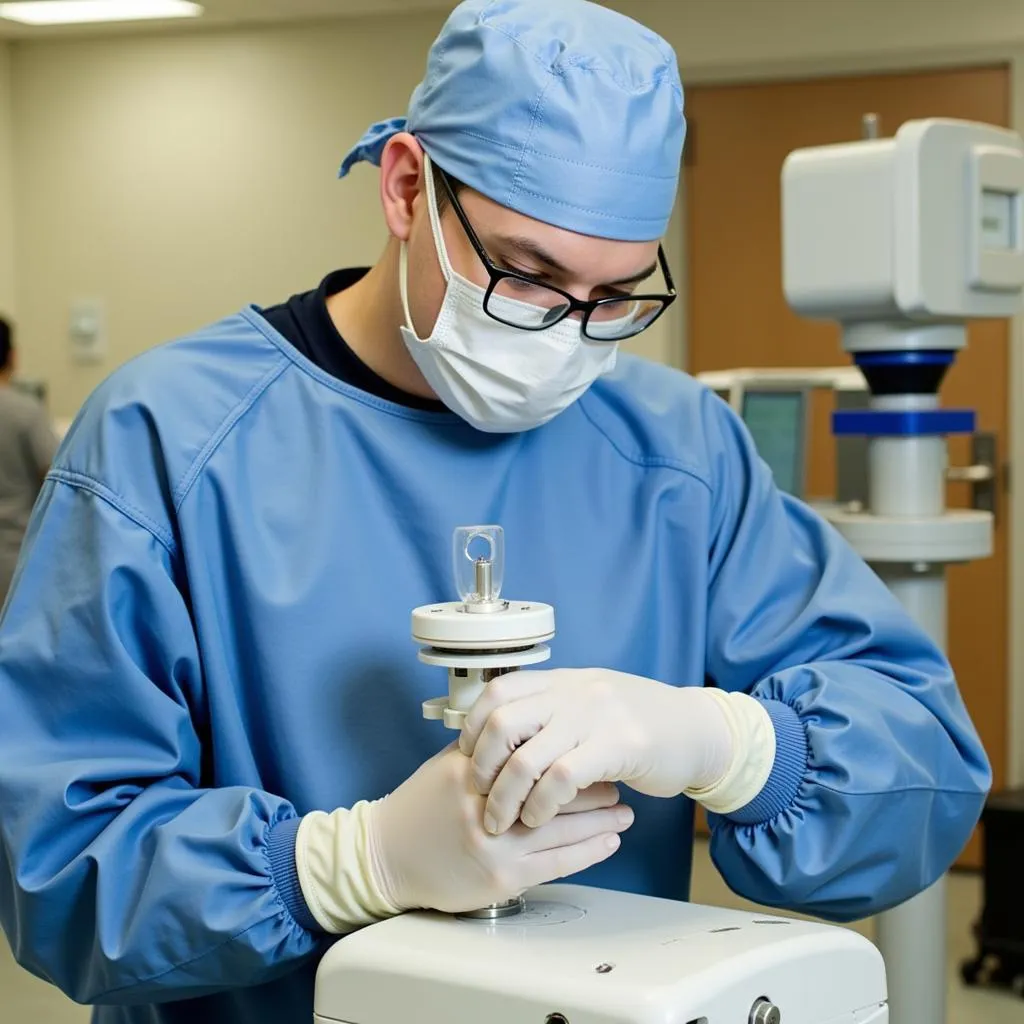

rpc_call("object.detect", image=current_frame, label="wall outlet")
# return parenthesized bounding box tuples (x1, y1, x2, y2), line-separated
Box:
(70, 299, 106, 364)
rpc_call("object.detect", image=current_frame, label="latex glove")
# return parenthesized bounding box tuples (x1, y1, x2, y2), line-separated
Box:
(297, 743, 633, 931)
(460, 669, 775, 835)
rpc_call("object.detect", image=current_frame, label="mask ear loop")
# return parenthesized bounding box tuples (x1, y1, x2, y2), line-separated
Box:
(399, 151, 456, 339)
(422, 153, 456, 283)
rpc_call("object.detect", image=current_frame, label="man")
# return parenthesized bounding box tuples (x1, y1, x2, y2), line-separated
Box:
(0, 2, 990, 1023)
(0, 315, 57, 600)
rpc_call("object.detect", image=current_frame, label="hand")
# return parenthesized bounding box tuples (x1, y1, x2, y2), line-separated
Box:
(365, 744, 634, 915)
(460, 669, 734, 834)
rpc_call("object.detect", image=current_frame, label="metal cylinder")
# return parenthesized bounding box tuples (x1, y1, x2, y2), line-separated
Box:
(458, 895, 525, 920)
(867, 394, 946, 518)
(475, 557, 493, 601)
(876, 554, 949, 1024)
(877, 567, 948, 649)
(869, 436, 947, 517)
(447, 667, 489, 717)
(876, 881, 948, 1024)
(446, 665, 519, 717)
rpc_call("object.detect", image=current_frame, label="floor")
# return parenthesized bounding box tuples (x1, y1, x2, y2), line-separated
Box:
(0, 839, 1020, 1023)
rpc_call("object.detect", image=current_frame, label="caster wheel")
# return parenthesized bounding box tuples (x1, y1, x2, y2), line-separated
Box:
(991, 963, 1018, 989)
(961, 960, 983, 987)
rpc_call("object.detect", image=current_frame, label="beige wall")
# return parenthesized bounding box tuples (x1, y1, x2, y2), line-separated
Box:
(10, 16, 443, 415)
(619, 0, 1024, 71)
(0, 42, 14, 321)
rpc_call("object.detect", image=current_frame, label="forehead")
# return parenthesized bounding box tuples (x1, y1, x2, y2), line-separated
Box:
(455, 185, 661, 280)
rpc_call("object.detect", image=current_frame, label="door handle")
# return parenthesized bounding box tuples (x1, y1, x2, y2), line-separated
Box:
(946, 432, 998, 517)
(946, 465, 995, 483)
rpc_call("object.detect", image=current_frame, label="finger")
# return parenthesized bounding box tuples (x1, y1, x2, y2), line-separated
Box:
(520, 833, 624, 891)
(468, 693, 559, 800)
(460, 670, 553, 757)
(516, 803, 634, 854)
(561, 782, 620, 814)
(481, 724, 574, 834)
(522, 744, 615, 830)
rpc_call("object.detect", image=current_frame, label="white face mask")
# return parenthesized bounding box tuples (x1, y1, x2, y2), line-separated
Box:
(399, 157, 619, 433)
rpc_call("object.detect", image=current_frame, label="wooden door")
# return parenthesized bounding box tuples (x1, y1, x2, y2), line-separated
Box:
(686, 67, 1010, 869)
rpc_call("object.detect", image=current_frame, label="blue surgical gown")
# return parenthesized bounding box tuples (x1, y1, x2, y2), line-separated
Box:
(0, 309, 990, 1023)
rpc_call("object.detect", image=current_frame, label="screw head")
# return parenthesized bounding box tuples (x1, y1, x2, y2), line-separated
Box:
(750, 998, 781, 1024)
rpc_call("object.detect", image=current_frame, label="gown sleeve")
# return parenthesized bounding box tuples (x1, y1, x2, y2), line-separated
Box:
(0, 474, 321, 1005)
(698, 393, 991, 922)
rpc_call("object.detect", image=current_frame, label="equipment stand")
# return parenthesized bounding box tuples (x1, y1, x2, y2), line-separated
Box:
(828, 352, 992, 1024)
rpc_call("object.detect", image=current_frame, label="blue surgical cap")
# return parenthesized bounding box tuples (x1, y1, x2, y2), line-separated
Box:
(339, 0, 685, 242)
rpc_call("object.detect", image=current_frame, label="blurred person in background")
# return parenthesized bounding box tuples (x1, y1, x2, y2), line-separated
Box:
(0, 315, 57, 601)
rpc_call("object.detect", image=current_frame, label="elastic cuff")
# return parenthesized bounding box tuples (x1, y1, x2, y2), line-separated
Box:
(267, 817, 322, 934)
(724, 700, 808, 826)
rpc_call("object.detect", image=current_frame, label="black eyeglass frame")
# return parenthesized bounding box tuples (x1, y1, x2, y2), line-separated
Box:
(437, 170, 677, 342)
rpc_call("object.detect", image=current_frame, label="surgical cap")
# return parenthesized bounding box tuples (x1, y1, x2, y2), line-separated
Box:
(339, 0, 685, 242)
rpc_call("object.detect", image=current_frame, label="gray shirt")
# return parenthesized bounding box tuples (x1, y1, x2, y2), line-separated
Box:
(0, 386, 58, 599)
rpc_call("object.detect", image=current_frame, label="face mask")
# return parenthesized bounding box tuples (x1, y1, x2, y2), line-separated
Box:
(398, 158, 619, 433)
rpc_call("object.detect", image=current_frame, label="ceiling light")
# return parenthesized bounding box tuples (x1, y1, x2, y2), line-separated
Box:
(0, 1, 204, 25)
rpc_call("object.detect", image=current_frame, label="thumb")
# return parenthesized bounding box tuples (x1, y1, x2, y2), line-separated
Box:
(425, 740, 460, 764)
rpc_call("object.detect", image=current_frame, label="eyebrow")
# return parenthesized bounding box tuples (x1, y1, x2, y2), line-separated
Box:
(495, 235, 658, 288)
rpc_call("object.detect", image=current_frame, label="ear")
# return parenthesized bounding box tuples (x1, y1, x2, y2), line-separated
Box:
(379, 132, 426, 242)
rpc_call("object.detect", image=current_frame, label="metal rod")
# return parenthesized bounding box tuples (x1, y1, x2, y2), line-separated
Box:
(474, 557, 492, 601)
(871, 432, 948, 1024)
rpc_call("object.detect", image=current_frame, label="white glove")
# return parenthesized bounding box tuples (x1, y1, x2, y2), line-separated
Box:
(459, 669, 776, 835)
(295, 743, 634, 932)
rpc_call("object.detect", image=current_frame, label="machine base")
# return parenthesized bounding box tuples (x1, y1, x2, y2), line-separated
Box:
(314, 884, 888, 1024)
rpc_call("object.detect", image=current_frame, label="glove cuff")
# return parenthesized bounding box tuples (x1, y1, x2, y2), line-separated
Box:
(295, 801, 403, 935)
(683, 690, 775, 815)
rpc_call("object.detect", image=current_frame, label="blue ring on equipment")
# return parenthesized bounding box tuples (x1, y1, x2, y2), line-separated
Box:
(854, 350, 956, 367)
(832, 409, 976, 437)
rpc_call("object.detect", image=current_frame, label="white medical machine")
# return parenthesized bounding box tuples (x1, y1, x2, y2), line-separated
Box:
(700, 118, 1023, 1024)
(314, 526, 889, 1024)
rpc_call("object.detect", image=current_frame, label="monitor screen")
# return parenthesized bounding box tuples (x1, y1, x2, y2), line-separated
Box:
(740, 390, 806, 498)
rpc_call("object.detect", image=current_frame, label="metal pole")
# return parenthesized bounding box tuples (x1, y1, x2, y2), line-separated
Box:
(870, 400, 948, 1024)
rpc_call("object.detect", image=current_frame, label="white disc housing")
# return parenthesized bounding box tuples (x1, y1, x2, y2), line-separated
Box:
(411, 600, 555, 650)
(414, 600, 556, 729)
(826, 509, 992, 563)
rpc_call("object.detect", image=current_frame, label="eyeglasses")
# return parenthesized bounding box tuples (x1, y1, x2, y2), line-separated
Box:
(437, 171, 677, 342)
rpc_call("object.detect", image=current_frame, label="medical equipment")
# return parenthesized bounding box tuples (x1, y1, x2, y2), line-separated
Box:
(781, 118, 1024, 1024)
(313, 526, 889, 1024)
(740, 390, 806, 496)
(416, 524, 556, 919)
(699, 367, 869, 502)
